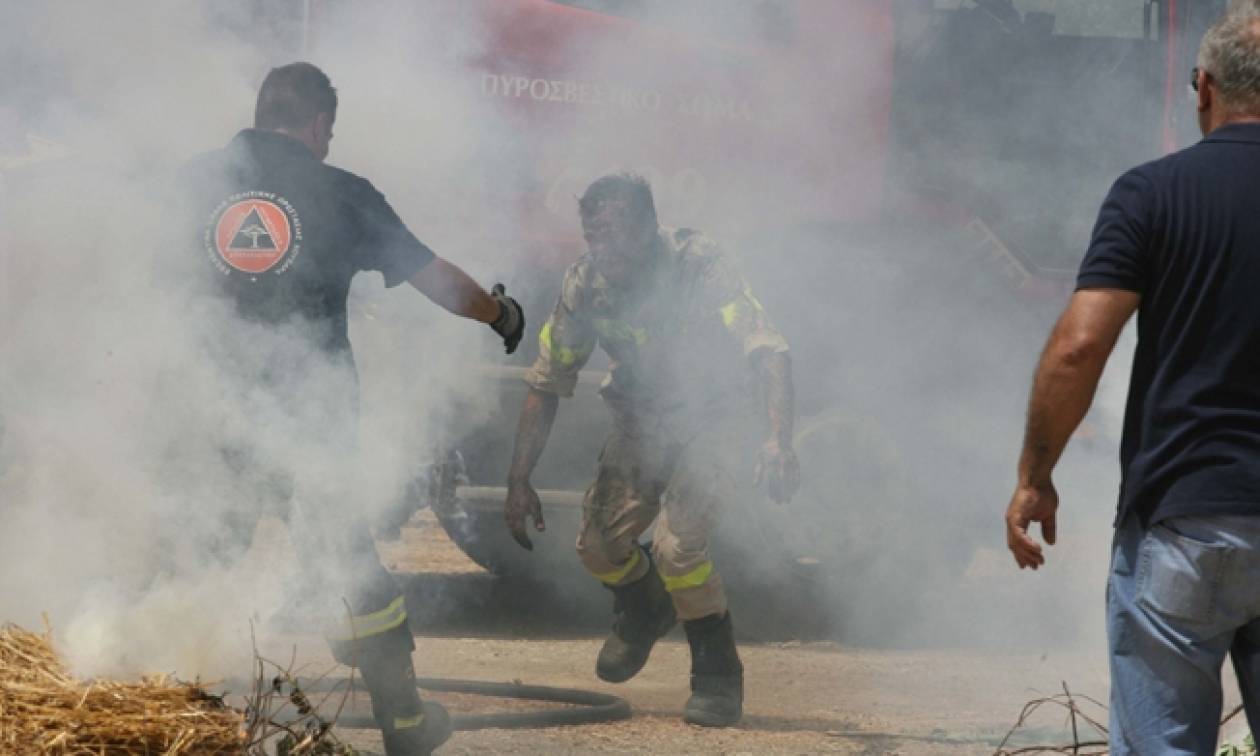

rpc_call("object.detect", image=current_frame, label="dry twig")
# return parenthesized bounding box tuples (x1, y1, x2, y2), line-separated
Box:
(995, 682, 1249, 756)
(992, 682, 1110, 755)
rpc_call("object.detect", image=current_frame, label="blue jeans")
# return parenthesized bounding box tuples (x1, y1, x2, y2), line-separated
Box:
(1108, 513, 1260, 754)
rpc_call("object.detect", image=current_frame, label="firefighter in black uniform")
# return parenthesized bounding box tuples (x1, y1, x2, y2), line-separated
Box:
(177, 63, 524, 755)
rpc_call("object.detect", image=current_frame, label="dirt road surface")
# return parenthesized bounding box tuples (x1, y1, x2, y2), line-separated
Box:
(245, 511, 1169, 756)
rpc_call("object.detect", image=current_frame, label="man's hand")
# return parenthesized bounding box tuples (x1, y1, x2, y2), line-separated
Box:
(1005, 481, 1059, 569)
(490, 283, 525, 354)
(1005, 289, 1135, 572)
(505, 479, 546, 550)
(754, 438, 800, 504)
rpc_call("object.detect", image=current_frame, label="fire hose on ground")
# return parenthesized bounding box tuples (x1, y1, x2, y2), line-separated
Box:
(301, 676, 632, 731)
(287, 460, 634, 734)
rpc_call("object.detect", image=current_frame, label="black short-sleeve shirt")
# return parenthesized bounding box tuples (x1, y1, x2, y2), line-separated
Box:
(1078, 123, 1260, 525)
(179, 129, 434, 355)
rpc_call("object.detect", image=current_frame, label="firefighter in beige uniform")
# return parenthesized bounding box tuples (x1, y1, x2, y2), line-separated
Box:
(505, 174, 799, 727)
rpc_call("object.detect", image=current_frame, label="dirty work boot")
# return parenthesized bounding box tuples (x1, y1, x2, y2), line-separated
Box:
(596, 553, 677, 683)
(380, 700, 452, 756)
(360, 652, 452, 755)
(683, 612, 744, 727)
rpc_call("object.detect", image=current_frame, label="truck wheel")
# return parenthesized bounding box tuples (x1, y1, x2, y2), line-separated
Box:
(712, 408, 918, 641)
(432, 485, 588, 577)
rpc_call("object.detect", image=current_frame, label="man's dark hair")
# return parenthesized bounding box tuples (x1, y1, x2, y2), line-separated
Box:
(579, 173, 658, 228)
(254, 62, 338, 130)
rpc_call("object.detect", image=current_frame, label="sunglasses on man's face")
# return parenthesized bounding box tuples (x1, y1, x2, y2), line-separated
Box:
(1191, 67, 1209, 93)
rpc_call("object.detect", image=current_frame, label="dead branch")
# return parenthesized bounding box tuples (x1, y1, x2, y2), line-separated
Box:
(994, 682, 1250, 756)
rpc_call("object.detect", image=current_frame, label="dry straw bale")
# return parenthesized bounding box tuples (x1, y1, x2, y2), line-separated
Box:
(0, 623, 245, 755)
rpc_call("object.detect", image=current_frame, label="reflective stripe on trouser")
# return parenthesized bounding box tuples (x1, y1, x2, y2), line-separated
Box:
(590, 545, 648, 586)
(286, 491, 426, 732)
(652, 443, 728, 620)
(324, 593, 425, 736)
(393, 711, 426, 730)
(325, 595, 408, 643)
(170, 361, 427, 734)
(575, 418, 732, 620)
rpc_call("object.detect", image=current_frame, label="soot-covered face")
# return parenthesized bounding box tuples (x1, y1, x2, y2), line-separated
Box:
(581, 201, 658, 287)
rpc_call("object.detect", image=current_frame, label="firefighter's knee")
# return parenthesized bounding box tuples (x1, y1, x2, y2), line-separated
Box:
(652, 524, 708, 565)
(654, 530, 714, 581)
(577, 525, 643, 584)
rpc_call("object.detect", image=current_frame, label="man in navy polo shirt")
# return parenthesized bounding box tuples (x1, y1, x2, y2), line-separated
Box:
(1004, 10, 1260, 754)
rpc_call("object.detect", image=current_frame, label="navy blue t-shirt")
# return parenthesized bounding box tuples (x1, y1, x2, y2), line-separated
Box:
(179, 129, 435, 356)
(1078, 123, 1260, 525)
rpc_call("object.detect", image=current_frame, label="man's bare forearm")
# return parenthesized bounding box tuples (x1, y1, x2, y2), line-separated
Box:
(508, 387, 560, 484)
(756, 351, 795, 445)
(1019, 316, 1115, 486)
(408, 257, 500, 323)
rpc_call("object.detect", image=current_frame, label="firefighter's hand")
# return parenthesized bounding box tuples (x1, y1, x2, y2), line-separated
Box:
(754, 438, 800, 505)
(505, 479, 545, 551)
(490, 283, 525, 355)
(1005, 481, 1058, 570)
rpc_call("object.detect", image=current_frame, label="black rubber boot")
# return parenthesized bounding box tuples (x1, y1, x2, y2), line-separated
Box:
(379, 700, 452, 756)
(359, 644, 452, 755)
(682, 612, 744, 727)
(596, 549, 677, 683)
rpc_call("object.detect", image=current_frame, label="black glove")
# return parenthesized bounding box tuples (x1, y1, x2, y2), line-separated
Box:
(490, 283, 525, 355)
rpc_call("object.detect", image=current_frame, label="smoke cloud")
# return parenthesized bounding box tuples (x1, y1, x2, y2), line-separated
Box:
(0, 0, 1175, 720)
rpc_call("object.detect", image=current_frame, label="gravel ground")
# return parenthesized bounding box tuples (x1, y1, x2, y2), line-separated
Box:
(287, 632, 1115, 755)
(251, 512, 1136, 755)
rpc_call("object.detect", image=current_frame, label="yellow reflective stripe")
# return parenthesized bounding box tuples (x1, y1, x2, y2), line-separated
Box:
(591, 548, 642, 585)
(661, 561, 714, 592)
(394, 712, 426, 730)
(592, 319, 648, 347)
(718, 287, 765, 330)
(540, 320, 589, 367)
(327, 596, 407, 641)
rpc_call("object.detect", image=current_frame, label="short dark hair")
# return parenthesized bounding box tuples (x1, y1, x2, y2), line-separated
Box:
(254, 62, 338, 130)
(578, 173, 658, 228)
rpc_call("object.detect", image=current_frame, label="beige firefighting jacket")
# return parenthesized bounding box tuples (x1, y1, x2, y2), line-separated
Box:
(525, 226, 788, 433)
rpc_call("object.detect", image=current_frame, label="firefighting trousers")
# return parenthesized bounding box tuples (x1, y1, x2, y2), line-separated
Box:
(228, 464, 428, 734)
(286, 486, 413, 666)
(179, 438, 425, 732)
(291, 497, 428, 738)
(575, 415, 737, 620)
(173, 345, 427, 735)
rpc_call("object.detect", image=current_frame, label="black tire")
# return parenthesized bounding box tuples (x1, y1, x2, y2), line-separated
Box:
(431, 485, 593, 580)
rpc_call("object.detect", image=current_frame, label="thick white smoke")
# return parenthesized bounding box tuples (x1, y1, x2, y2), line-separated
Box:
(0, 0, 505, 679)
(0, 1, 1163, 724)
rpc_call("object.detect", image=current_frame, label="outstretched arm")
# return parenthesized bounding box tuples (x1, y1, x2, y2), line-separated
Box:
(408, 257, 499, 322)
(1006, 288, 1139, 569)
(409, 258, 524, 352)
(505, 387, 560, 550)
